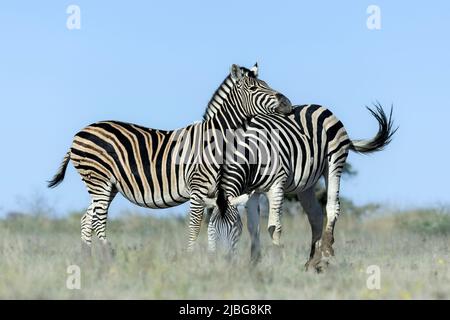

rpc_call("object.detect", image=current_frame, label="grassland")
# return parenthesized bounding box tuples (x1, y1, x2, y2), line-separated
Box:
(0, 208, 448, 299)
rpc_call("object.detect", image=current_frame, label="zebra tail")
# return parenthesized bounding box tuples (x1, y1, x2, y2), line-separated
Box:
(47, 151, 71, 188)
(349, 103, 397, 154)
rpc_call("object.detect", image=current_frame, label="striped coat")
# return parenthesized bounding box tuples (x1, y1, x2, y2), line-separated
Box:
(207, 104, 395, 269)
(48, 64, 292, 252)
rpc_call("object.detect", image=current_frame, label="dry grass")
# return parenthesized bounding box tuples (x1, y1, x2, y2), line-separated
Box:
(0, 209, 448, 299)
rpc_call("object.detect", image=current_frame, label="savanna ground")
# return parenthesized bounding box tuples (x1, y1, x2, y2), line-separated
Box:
(0, 205, 449, 299)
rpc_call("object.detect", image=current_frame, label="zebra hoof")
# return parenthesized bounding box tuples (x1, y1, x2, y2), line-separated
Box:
(270, 231, 282, 247)
(314, 261, 328, 273)
(304, 257, 319, 272)
(304, 261, 311, 271)
(250, 251, 262, 265)
(185, 245, 196, 255)
(304, 258, 318, 272)
(305, 249, 327, 273)
(81, 241, 92, 258)
(268, 226, 282, 245)
(321, 244, 335, 258)
(100, 242, 114, 263)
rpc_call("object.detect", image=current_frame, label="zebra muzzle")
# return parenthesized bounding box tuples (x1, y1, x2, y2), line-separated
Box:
(275, 94, 293, 114)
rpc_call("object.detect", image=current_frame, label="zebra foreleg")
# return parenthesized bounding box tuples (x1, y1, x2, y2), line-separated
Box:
(266, 180, 286, 247)
(207, 213, 218, 254)
(228, 214, 243, 258)
(297, 188, 325, 271)
(187, 196, 205, 252)
(246, 193, 261, 264)
(206, 207, 218, 254)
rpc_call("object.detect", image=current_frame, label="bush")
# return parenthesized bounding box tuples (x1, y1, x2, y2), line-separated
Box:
(395, 209, 450, 235)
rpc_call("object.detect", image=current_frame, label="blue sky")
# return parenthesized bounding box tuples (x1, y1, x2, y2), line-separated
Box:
(0, 1, 449, 217)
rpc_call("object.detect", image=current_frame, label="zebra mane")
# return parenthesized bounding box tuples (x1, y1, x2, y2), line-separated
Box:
(216, 165, 228, 217)
(202, 67, 256, 121)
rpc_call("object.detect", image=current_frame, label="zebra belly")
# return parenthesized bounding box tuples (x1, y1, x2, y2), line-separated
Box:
(284, 176, 320, 194)
(284, 155, 325, 194)
(114, 180, 189, 209)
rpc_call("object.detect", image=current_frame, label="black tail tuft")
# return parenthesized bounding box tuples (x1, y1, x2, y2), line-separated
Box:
(350, 102, 398, 154)
(47, 152, 71, 188)
(216, 187, 228, 217)
(215, 165, 229, 216)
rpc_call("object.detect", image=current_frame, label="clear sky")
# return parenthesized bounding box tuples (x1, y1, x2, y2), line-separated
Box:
(0, 1, 449, 217)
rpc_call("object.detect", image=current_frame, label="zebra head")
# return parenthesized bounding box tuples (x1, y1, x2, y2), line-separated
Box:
(205, 192, 254, 254)
(208, 205, 243, 254)
(203, 63, 292, 121)
(228, 63, 292, 116)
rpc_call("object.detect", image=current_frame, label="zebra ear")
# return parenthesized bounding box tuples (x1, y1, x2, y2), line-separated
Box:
(229, 191, 255, 206)
(250, 62, 258, 77)
(230, 64, 243, 81)
(204, 197, 217, 208)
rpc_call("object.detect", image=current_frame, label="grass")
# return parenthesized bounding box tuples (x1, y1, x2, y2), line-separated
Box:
(0, 209, 449, 299)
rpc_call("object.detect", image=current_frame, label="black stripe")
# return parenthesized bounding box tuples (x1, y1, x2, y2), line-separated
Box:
(75, 130, 138, 203)
(93, 123, 146, 203)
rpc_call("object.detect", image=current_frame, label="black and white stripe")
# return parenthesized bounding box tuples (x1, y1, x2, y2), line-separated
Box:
(207, 103, 396, 267)
(48, 64, 292, 253)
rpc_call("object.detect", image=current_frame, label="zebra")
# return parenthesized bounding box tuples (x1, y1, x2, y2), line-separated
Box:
(205, 103, 396, 270)
(47, 63, 292, 255)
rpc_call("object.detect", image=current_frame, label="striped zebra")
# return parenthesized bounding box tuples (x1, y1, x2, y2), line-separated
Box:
(47, 64, 292, 254)
(205, 103, 396, 270)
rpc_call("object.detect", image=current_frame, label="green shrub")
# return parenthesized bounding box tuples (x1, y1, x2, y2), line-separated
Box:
(395, 209, 450, 235)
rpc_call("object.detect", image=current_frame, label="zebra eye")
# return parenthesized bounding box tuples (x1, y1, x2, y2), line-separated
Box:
(249, 86, 258, 91)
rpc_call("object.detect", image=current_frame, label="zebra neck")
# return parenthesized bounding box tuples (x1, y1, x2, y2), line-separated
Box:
(209, 100, 248, 132)
(202, 76, 248, 129)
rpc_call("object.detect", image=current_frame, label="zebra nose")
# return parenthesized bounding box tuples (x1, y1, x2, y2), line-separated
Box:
(275, 94, 293, 114)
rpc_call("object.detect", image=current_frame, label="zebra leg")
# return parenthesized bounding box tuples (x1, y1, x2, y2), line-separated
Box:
(229, 214, 243, 256)
(207, 213, 217, 254)
(297, 188, 325, 271)
(322, 168, 343, 260)
(266, 181, 286, 247)
(246, 193, 261, 263)
(205, 207, 213, 225)
(187, 196, 205, 252)
(206, 207, 217, 253)
(92, 194, 117, 244)
(80, 172, 117, 259)
(91, 189, 117, 261)
(81, 202, 95, 257)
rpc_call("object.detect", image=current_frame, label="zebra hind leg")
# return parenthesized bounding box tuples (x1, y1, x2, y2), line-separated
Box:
(91, 189, 117, 262)
(80, 173, 117, 260)
(297, 188, 325, 272)
(81, 203, 95, 258)
(322, 165, 344, 263)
